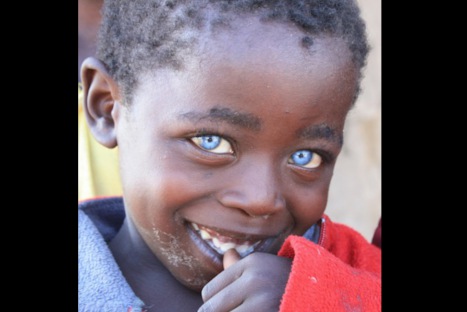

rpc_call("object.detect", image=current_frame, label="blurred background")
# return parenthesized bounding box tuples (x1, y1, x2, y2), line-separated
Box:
(78, 0, 381, 242)
(325, 0, 381, 241)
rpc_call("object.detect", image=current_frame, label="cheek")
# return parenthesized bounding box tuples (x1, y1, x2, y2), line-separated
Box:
(119, 138, 193, 204)
(288, 181, 330, 234)
(122, 165, 217, 290)
(122, 152, 214, 230)
(124, 169, 191, 219)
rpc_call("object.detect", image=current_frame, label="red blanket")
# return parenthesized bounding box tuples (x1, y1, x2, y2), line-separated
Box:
(278, 215, 381, 311)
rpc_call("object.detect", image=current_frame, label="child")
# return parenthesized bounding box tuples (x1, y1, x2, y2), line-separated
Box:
(78, 0, 381, 311)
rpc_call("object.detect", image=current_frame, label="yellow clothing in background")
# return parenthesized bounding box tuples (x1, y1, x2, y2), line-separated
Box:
(78, 86, 122, 200)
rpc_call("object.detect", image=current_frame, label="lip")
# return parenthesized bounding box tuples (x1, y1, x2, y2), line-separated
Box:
(186, 221, 289, 260)
(186, 223, 224, 271)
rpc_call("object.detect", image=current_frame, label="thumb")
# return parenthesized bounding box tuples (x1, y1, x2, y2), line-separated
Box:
(223, 248, 241, 269)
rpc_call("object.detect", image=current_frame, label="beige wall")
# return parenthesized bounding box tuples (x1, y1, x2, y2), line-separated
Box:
(325, 0, 381, 241)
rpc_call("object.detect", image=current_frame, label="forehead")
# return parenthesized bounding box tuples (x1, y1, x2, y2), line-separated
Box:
(197, 15, 352, 71)
(132, 15, 357, 120)
(194, 16, 354, 81)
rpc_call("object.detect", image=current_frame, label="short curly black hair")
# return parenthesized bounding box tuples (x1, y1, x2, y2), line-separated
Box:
(97, 0, 369, 104)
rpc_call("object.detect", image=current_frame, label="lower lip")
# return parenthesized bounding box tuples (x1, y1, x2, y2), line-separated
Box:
(186, 223, 224, 271)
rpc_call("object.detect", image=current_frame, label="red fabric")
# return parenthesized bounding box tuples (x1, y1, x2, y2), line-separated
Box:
(278, 215, 381, 312)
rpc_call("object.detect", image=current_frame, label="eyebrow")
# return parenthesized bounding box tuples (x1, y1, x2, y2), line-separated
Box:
(297, 123, 343, 146)
(179, 107, 262, 131)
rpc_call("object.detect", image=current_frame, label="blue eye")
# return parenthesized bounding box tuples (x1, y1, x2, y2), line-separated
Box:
(288, 150, 322, 169)
(191, 135, 233, 154)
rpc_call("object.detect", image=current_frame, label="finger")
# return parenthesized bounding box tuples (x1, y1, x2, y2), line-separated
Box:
(202, 252, 243, 302)
(223, 248, 241, 269)
(201, 253, 292, 312)
(198, 276, 244, 312)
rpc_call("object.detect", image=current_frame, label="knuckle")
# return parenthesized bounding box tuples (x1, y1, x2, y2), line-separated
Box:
(201, 283, 211, 301)
(199, 300, 214, 312)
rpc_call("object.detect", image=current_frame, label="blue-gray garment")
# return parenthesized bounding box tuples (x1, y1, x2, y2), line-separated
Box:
(78, 197, 320, 312)
(78, 197, 145, 312)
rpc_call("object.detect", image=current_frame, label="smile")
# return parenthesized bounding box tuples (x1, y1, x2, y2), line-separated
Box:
(191, 223, 262, 258)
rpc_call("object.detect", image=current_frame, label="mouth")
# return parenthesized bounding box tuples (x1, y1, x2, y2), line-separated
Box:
(190, 222, 267, 258)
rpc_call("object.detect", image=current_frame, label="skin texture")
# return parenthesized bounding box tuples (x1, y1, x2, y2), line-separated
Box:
(81, 15, 357, 312)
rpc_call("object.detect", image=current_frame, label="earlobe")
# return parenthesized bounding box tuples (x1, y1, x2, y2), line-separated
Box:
(80, 57, 121, 148)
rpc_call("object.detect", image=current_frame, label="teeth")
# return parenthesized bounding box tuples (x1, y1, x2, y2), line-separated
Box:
(219, 242, 236, 252)
(212, 237, 221, 248)
(192, 223, 261, 257)
(211, 236, 249, 254)
(199, 229, 212, 240)
(235, 244, 250, 254)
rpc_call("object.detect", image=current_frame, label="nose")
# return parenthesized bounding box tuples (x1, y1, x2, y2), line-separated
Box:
(216, 159, 286, 218)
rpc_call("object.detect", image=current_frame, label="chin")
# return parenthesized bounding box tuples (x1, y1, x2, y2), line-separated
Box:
(176, 271, 212, 293)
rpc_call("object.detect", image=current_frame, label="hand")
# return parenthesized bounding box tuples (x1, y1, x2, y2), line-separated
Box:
(198, 249, 292, 312)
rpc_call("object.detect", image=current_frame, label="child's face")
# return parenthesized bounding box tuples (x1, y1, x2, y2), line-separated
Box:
(113, 17, 358, 290)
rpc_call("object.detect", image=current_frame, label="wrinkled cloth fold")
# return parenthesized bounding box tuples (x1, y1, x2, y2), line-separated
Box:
(78, 197, 145, 312)
(278, 215, 381, 312)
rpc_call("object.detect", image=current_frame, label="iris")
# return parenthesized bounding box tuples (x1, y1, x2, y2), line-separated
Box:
(191, 135, 233, 154)
(289, 150, 322, 168)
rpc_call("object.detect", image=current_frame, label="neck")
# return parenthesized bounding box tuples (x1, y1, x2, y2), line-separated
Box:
(109, 218, 203, 311)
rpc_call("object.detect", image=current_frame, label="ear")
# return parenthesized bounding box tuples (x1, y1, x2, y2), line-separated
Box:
(80, 57, 121, 148)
